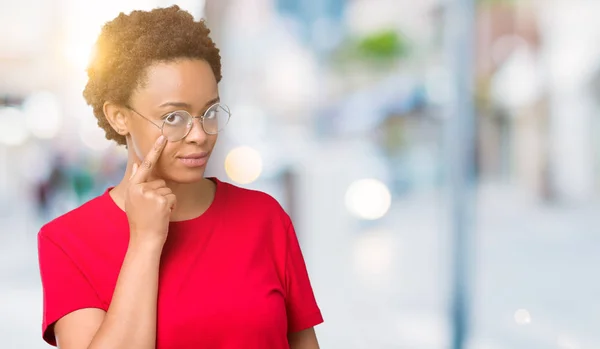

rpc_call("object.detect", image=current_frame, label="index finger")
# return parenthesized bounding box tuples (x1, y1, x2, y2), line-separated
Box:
(130, 135, 166, 184)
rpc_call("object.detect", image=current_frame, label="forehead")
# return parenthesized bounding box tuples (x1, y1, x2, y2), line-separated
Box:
(132, 59, 218, 109)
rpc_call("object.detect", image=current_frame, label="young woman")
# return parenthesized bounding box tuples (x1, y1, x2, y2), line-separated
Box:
(37, 6, 323, 349)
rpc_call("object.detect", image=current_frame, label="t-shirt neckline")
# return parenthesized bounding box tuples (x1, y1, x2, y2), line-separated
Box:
(103, 177, 224, 230)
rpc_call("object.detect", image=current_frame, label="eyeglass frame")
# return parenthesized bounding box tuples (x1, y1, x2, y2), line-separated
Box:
(124, 102, 231, 141)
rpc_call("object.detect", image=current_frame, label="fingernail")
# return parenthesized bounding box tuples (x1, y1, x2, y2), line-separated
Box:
(157, 135, 166, 145)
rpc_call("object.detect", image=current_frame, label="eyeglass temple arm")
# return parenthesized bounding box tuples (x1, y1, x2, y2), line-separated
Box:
(126, 106, 163, 130)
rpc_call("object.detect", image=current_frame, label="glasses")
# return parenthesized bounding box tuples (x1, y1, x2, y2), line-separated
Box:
(126, 102, 231, 142)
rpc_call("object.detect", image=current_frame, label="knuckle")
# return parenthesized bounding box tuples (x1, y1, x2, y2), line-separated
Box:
(141, 186, 153, 196)
(142, 159, 152, 169)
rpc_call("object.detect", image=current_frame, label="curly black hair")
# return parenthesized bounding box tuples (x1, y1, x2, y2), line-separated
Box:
(83, 5, 222, 146)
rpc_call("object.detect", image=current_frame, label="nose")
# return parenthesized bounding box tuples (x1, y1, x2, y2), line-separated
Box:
(183, 117, 210, 144)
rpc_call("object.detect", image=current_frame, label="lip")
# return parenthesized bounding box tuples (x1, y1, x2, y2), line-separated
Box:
(178, 152, 209, 159)
(177, 152, 209, 168)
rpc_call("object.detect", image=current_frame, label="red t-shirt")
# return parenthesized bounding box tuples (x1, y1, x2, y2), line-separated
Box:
(38, 178, 323, 348)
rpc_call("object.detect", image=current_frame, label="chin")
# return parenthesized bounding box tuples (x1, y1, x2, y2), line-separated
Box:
(162, 169, 206, 184)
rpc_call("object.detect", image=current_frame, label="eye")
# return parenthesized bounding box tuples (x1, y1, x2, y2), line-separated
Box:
(163, 111, 187, 125)
(204, 105, 220, 120)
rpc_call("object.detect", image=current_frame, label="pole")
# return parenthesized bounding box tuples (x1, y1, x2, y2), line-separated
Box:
(203, 0, 232, 181)
(445, 0, 476, 348)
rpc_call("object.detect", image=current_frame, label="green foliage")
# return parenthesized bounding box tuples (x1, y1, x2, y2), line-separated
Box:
(356, 29, 407, 60)
(332, 29, 409, 66)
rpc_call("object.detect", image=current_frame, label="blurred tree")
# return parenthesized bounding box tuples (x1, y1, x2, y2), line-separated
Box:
(356, 30, 407, 61)
(332, 29, 410, 68)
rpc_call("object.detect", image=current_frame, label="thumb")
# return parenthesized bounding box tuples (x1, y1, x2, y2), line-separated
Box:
(129, 163, 138, 181)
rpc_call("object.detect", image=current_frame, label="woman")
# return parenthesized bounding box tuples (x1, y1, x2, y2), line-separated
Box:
(37, 6, 323, 349)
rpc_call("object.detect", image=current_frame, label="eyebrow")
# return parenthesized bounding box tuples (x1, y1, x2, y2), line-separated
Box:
(158, 97, 220, 110)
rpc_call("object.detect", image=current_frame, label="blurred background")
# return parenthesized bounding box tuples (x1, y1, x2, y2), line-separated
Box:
(1, 0, 600, 348)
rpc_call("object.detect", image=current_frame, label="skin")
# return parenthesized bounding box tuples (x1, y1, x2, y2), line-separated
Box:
(52, 59, 320, 349)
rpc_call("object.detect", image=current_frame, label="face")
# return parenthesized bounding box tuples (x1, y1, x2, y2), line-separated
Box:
(126, 59, 219, 184)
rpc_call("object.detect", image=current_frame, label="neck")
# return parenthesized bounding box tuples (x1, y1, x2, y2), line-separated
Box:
(111, 162, 216, 222)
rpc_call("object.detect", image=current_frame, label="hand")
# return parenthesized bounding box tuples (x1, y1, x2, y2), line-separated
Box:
(124, 135, 176, 247)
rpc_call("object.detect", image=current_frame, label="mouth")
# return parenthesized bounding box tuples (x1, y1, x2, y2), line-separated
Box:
(177, 152, 209, 168)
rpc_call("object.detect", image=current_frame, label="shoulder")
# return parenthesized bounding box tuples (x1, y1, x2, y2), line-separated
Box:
(215, 178, 292, 229)
(38, 192, 111, 244)
(218, 179, 280, 206)
(218, 179, 289, 215)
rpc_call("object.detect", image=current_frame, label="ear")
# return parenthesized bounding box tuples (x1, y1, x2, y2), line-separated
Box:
(103, 101, 129, 136)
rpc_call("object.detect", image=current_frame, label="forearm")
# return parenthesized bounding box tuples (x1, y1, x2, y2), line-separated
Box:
(289, 328, 320, 349)
(88, 238, 163, 349)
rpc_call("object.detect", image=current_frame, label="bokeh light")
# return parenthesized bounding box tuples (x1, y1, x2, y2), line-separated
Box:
(345, 178, 392, 220)
(224, 145, 263, 185)
(0, 107, 29, 146)
(23, 91, 62, 139)
(514, 309, 531, 325)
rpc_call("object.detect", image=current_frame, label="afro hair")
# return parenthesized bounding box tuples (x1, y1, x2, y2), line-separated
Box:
(83, 5, 222, 146)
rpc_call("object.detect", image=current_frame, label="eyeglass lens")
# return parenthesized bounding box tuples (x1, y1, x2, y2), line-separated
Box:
(161, 103, 230, 141)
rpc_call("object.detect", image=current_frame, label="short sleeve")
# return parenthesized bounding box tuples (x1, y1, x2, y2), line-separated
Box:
(38, 232, 104, 346)
(284, 221, 324, 333)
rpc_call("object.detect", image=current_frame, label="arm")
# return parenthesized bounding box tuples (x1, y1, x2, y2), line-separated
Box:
(52, 136, 174, 349)
(288, 327, 320, 349)
(281, 215, 323, 349)
(55, 240, 163, 349)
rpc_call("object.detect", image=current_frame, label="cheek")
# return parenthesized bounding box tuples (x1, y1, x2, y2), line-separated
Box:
(208, 134, 218, 150)
(130, 130, 164, 163)
(130, 136, 148, 162)
(159, 143, 177, 163)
